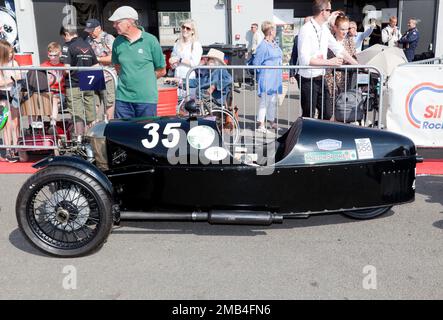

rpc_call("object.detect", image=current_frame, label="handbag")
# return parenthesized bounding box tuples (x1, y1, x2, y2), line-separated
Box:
(334, 89, 365, 123)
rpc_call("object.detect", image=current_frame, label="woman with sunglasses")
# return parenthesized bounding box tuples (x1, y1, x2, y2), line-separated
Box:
(325, 14, 358, 120)
(169, 19, 203, 99)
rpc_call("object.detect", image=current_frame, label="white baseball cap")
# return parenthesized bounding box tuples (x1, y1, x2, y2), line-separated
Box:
(109, 6, 138, 22)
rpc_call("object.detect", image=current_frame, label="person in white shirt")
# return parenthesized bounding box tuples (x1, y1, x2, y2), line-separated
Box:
(169, 20, 203, 101)
(246, 23, 264, 59)
(297, 0, 358, 120)
(348, 21, 374, 52)
(0, 39, 21, 162)
(382, 16, 401, 47)
(169, 19, 203, 84)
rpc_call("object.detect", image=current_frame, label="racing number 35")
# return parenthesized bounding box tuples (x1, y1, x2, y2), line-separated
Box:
(142, 123, 182, 149)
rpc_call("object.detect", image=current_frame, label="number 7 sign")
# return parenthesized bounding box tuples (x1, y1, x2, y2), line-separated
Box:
(78, 70, 106, 91)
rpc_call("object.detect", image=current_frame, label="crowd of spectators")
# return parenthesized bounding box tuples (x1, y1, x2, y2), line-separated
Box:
(256, 0, 420, 126)
(0, 1, 424, 162)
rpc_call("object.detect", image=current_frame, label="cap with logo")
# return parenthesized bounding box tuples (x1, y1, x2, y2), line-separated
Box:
(84, 19, 101, 32)
(108, 6, 139, 22)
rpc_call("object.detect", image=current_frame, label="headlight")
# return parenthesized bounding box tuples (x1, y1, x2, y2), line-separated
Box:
(86, 121, 107, 138)
(85, 121, 109, 171)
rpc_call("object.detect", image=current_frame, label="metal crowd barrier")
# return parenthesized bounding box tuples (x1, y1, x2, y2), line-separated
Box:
(0, 66, 116, 161)
(1, 64, 384, 162)
(184, 65, 384, 147)
(406, 56, 443, 65)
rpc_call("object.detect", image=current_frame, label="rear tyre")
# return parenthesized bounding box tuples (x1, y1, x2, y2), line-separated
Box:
(16, 165, 113, 257)
(342, 206, 392, 220)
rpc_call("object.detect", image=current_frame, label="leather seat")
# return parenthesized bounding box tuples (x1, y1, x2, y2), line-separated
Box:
(282, 118, 303, 159)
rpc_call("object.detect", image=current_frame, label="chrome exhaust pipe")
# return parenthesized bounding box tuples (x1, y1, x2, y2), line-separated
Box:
(208, 210, 283, 225)
(120, 211, 208, 221)
(120, 210, 283, 225)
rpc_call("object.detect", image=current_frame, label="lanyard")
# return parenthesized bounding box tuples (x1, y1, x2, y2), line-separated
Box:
(311, 19, 322, 50)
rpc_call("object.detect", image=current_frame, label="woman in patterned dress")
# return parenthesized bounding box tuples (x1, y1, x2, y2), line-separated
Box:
(325, 15, 358, 118)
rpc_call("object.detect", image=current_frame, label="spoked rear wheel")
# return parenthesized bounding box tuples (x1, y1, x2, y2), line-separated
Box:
(210, 107, 240, 144)
(16, 166, 113, 257)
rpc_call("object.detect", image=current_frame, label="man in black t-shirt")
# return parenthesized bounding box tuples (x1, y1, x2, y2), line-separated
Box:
(60, 24, 99, 135)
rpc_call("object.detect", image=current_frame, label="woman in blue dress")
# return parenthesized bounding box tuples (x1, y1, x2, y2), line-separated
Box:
(253, 21, 283, 133)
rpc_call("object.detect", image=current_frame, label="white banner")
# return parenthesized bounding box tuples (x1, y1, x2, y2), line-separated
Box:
(386, 65, 443, 147)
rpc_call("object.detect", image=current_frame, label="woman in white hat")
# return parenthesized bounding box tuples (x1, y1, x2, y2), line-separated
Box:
(188, 48, 232, 106)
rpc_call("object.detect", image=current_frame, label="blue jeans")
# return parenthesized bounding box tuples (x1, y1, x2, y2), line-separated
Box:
(115, 100, 157, 119)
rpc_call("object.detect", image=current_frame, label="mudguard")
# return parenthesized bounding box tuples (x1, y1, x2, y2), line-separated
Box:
(33, 156, 114, 196)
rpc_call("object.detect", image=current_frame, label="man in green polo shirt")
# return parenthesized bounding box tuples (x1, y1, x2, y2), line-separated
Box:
(110, 6, 166, 118)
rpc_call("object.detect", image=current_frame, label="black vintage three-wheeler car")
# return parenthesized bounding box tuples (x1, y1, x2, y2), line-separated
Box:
(16, 115, 421, 257)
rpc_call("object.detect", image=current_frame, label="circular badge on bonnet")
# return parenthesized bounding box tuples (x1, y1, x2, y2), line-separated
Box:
(204, 146, 228, 161)
(187, 125, 215, 150)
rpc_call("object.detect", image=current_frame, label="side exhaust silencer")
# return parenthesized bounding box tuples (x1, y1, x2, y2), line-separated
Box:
(120, 210, 283, 226)
(208, 210, 283, 225)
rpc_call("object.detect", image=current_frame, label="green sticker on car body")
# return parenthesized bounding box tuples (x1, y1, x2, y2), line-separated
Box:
(304, 150, 358, 164)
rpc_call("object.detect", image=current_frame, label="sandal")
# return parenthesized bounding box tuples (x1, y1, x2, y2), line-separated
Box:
(6, 149, 18, 163)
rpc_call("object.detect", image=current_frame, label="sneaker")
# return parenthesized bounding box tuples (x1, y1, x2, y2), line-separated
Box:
(31, 121, 44, 129)
(270, 123, 282, 131)
(6, 150, 18, 163)
(256, 126, 270, 134)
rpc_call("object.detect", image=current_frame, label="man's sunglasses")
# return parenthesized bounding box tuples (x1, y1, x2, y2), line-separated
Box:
(322, 9, 332, 12)
(181, 26, 192, 31)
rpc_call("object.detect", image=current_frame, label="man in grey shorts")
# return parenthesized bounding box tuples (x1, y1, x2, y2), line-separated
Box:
(85, 18, 116, 120)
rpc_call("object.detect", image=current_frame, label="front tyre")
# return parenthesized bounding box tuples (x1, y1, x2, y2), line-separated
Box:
(211, 108, 240, 144)
(342, 206, 392, 220)
(16, 166, 113, 257)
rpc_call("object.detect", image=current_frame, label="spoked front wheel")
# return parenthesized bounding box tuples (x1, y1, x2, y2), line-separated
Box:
(210, 107, 240, 144)
(16, 166, 114, 257)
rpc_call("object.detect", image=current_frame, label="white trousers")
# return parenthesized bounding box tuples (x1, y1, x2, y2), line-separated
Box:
(257, 94, 277, 123)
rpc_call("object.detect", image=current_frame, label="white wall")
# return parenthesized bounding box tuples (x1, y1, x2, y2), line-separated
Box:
(191, 0, 274, 46)
(436, 0, 443, 58)
(231, 0, 273, 46)
(191, 0, 226, 45)
(14, 0, 40, 64)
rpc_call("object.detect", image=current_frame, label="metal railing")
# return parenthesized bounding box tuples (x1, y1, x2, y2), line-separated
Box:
(0, 64, 385, 162)
(184, 65, 384, 147)
(406, 56, 443, 65)
(0, 66, 116, 160)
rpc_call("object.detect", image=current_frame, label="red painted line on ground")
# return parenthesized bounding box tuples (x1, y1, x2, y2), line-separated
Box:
(416, 160, 443, 175)
(0, 162, 38, 174)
